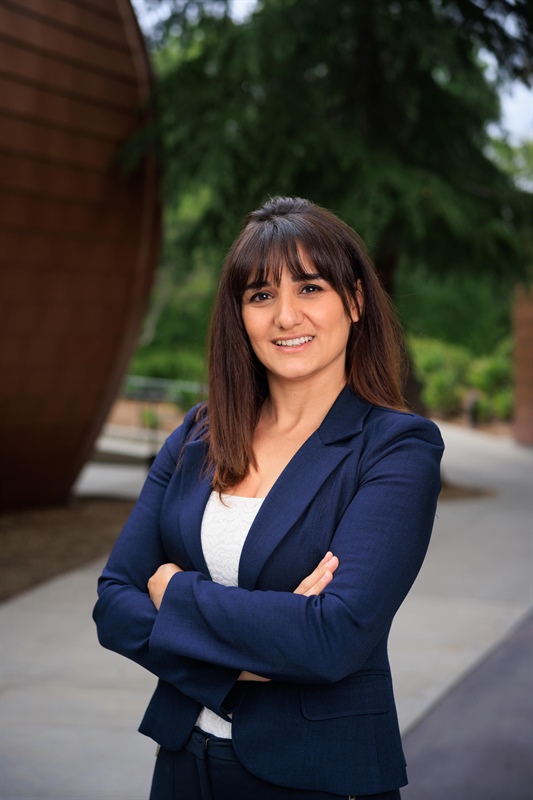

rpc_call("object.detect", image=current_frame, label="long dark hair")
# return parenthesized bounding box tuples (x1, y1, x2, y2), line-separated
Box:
(199, 196, 407, 492)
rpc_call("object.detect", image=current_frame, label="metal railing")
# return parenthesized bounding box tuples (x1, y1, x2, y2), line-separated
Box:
(121, 375, 207, 407)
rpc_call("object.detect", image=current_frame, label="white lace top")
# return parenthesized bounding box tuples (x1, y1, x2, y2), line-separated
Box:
(195, 491, 264, 738)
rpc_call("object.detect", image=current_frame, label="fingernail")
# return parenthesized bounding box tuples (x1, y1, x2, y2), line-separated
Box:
(326, 556, 336, 567)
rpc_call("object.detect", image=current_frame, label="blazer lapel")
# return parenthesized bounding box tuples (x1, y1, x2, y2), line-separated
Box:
(238, 387, 371, 590)
(177, 439, 212, 576)
(176, 388, 372, 587)
(238, 432, 353, 590)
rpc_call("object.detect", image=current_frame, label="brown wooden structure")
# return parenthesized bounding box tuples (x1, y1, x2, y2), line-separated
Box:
(0, 0, 161, 509)
(513, 285, 533, 447)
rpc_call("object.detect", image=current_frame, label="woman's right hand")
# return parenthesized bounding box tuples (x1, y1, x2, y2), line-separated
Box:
(237, 552, 339, 682)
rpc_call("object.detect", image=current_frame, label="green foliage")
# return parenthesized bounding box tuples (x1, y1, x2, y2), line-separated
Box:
(140, 406, 161, 429)
(395, 260, 513, 355)
(467, 338, 512, 392)
(130, 347, 207, 382)
(133, 0, 531, 288)
(145, 268, 213, 350)
(132, 256, 215, 381)
(409, 337, 470, 416)
(490, 389, 514, 421)
(466, 338, 513, 422)
(127, 0, 531, 414)
(489, 138, 533, 192)
(409, 336, 513, 421)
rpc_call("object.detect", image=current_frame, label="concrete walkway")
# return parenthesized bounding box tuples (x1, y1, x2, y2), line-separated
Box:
(1, 423, 531, 800)
(401, 609, 533, 800)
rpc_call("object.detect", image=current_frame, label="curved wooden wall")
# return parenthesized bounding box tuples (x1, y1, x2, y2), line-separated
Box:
(0, 0, 161, 509)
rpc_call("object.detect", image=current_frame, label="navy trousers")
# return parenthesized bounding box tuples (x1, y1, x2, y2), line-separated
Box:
(149, 728, 402, 800)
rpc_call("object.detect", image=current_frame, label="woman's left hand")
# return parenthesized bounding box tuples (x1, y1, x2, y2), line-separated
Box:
(148, 563, 183, 610)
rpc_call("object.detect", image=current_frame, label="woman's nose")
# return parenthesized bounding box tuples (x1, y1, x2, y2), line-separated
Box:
(274, 293, 303, 329)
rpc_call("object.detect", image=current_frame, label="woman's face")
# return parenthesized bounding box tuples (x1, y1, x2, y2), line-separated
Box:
(241, 253, 359, 389)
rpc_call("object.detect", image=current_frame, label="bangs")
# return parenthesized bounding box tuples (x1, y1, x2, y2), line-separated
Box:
(230, 216, 352, 300)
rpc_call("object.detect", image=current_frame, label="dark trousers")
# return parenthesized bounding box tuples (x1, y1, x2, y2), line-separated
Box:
(149, 728, 402, 800)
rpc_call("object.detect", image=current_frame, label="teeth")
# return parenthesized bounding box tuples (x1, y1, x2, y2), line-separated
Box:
(275, 336, 313, 347)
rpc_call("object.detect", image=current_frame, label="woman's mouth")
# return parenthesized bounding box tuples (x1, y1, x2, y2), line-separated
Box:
(274, 336, 314, 347)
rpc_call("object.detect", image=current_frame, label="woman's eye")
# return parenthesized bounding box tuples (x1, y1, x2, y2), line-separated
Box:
(249, 291, 271, 303)
(301, 284, 322, 294)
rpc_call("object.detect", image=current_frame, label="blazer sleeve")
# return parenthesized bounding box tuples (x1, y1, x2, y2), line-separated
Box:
(92, 407, 239, 719)
(148, 414, 444, 684)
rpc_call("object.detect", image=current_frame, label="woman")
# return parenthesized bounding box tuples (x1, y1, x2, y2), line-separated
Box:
(94, 197, 444, 800)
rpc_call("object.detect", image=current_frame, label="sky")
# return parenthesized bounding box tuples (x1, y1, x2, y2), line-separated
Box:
(133, 0, 532, 144)
(498, 82, 532, 143)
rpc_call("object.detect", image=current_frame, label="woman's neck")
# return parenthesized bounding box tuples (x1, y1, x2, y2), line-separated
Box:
(261, 373, 347, 434)
(228, 374, 347, 498)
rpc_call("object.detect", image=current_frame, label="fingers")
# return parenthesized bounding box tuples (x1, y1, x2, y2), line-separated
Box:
(301, 561, 338, 597)
(293, 552, 339, 596)
(294, 552, 337, 593)
(148, 563, 182, 610)
(237, 670, 271, 682)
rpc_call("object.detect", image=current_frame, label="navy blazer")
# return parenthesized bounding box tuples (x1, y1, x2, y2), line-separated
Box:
(93, 387, 443, 795)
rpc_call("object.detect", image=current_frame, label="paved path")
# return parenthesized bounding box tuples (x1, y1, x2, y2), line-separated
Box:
(1, 423, 531, 800)
(401, 609, 533, 800)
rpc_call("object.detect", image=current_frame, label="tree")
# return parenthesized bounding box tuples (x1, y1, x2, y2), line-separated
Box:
(131, 0, 532, 400)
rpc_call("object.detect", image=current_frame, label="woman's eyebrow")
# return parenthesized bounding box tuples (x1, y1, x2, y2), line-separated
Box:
(243, 278, 271, 292)
(243, 272, 324, 292)
(296, 272, 322, 281)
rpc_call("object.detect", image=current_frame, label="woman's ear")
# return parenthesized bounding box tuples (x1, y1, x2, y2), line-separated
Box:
(349, 280, 363, 323)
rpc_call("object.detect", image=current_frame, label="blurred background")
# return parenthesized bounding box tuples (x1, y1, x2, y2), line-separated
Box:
(126, 0, 532, 442)
(128, 0, 533, 451)
(0, 1, 531, 799)
(0, 0, 531, 511)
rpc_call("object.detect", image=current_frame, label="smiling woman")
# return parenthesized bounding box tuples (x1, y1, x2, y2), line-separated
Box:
(241, 264, 357, 393)
(94, 196, 444, 800)
(206, 197, 408, 495)
(230, 265, 357, 499)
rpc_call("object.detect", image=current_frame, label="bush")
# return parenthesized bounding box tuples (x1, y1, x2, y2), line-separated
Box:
(491, 389, 513, 421)
(129, 348, 206, 382)
(140, 406, 161, 429)
(395, 260, 512, 355)
(465, 338, 513, 422)
(409, 337, 470, 417)
(409, 336, 513, 422)
(467, 338, 512, 394)
(473, 390, 513, 423)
